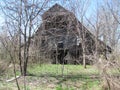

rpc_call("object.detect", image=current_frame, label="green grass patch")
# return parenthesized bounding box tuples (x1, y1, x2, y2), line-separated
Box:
(27, 64, 99, 77)
(26, 64, 101, 90)
(0, 64, 102, 90)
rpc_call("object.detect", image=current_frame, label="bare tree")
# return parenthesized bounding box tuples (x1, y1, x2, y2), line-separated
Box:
(87, 0, 120, 89)
(1, 0, 49, 76)
(0, 23, 20, 90)
(69, 0, 90, 68)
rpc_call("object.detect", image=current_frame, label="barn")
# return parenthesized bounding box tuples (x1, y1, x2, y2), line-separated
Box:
(32, 4, 111, 64)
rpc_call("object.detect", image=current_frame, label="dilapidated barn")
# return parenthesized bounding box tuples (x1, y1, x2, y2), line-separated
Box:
(32, 4, 111, 64)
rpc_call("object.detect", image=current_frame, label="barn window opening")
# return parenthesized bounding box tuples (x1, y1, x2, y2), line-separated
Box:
(41, 39, 45, 46)
(57, 42, 64, 48)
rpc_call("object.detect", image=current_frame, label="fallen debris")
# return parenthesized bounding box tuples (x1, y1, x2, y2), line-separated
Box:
(6, 76, 21, 82)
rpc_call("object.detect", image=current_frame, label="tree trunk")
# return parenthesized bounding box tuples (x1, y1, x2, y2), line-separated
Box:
(82, 46, 86, 68)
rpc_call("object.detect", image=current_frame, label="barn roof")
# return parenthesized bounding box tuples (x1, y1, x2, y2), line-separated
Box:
(42, 3, 71, 20)
(45, 3, 68, 13)
(35, 4, 112, 53)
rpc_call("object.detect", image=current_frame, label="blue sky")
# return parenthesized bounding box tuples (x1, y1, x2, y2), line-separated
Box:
(46, 0, 99, 18)
(0, 0, 102, 26)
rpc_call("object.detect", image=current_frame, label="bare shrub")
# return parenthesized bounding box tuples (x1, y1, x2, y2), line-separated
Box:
(0, 60, 10, 75)
(96, 51, 120, 90)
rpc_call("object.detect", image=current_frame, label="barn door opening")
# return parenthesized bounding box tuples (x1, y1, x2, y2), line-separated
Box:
(57, 42, 67, 64)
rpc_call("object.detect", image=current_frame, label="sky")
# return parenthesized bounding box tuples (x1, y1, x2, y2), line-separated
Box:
(0, 0, 102, 28)
(46, 0, 99, 19)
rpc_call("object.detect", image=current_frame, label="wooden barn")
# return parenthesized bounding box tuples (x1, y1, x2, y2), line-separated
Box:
(32, 4, 111, 64)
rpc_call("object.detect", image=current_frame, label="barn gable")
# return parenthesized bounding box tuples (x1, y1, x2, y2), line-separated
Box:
(33, 4, 111, 64)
